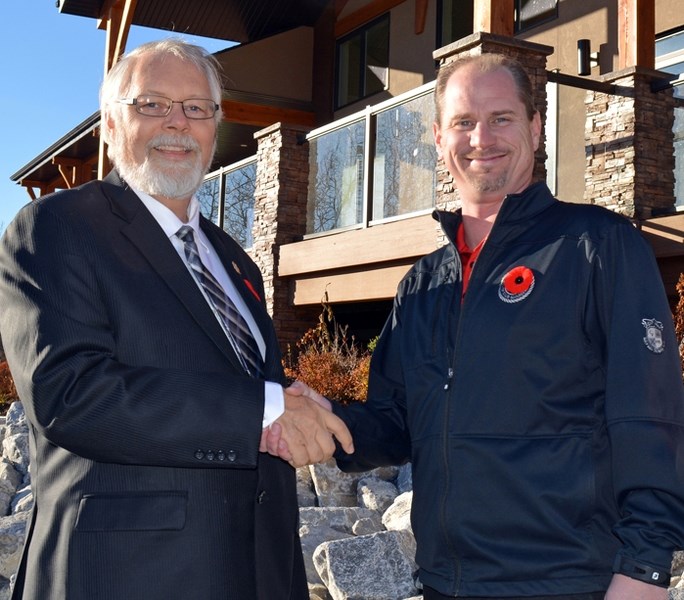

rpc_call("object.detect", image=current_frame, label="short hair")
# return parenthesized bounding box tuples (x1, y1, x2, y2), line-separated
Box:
(434, 53, 537, 125)
(100, 37, 224, 143)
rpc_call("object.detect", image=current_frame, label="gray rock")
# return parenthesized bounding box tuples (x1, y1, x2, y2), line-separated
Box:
(297, 465, 317, 507)
(2, 435, 28, 476)
(310, 460, 399, 508)
(4, 404, 27, 438)
(382, 491, 413, 534)
(300, 506, 377, 533)
(10, 487, 33, 515)
(0, 461, 21, 517)
(310, 460, 367, 507)
(314, 529, 418, 600)
(299, 506, 378, 585)
(0, 512, 28, 579)
(351, 515, 383, 536)
(357, 476, 399, 514)
(396, 464, 412, 494)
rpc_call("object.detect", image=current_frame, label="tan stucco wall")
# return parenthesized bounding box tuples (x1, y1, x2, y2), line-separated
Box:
(216, 27, 314, 102)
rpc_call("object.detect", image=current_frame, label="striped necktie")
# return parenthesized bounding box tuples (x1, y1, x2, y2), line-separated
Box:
(177, 225, 264, 378)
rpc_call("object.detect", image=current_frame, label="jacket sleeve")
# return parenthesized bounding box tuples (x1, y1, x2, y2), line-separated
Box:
(0, 198, 267, 470)
(333, 285, 412, 472)
(590, 217, 684, 575)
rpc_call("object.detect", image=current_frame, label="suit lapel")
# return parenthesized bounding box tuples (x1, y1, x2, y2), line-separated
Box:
(102, 174, 246, 373)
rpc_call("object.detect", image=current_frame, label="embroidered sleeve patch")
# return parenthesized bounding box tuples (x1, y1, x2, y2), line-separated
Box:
(642, 318, 665, 354)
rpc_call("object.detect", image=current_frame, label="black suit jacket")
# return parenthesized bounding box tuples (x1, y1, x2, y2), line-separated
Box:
(0, 172, 307, 600)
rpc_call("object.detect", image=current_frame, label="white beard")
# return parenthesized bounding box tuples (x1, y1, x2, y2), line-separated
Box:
(111, 133, 211, 199)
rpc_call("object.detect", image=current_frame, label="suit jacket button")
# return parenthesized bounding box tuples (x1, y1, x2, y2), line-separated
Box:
(217, 451, 226, 461)
(194, 450, 205, 460)
(206, 451, 215, 461)
(227, 450, 237, 462)
(257, 490, 267, 504)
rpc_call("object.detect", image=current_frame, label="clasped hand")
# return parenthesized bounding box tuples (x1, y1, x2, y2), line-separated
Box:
(259, 381, 353, 468)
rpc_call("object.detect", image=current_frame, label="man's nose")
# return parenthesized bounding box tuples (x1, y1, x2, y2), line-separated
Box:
(164, 102, 191, 129)
(469, 122, 496, 148)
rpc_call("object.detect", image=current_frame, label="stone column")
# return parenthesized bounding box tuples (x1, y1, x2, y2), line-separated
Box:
(432, 32, 553, 244)
(251, 122, 321, 352)
(585, 67, 676, 218)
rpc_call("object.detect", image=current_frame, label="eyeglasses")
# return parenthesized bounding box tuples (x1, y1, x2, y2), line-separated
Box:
(117, 95, 219, 120)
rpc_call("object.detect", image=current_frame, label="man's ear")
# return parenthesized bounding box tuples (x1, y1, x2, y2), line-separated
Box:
(433, 121, 444, 159)
(531, 111, 542, 151)
(102, 108, 117, 143)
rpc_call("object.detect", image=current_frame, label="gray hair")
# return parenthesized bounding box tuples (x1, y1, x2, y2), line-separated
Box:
(434, 53, 536, 125)
(100, 37, 224, 144)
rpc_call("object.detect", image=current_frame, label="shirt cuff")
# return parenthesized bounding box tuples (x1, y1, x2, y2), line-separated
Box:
(263, 381, 285, 428)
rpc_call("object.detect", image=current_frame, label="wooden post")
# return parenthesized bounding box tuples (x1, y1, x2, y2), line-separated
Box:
(474, 0, 514, 37)
(617, 0, 655, 69)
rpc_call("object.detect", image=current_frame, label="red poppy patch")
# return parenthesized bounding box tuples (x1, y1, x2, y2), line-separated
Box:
(499, 266, 535, 303)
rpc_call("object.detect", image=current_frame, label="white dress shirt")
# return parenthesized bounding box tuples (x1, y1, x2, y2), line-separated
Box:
(132, 186, 284, 427)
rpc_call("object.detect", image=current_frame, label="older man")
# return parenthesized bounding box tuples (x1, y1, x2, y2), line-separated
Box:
(0, 39, 352, 600)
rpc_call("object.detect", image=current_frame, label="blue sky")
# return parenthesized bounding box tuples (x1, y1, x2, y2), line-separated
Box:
(0, 1, 231, 234)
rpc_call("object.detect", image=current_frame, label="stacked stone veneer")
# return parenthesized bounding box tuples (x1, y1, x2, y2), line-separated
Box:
(585, 68, 677, 218)
(251, 122, 320, 351)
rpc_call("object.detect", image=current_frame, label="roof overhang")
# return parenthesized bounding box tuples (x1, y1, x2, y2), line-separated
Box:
(56, 0, 331, 44)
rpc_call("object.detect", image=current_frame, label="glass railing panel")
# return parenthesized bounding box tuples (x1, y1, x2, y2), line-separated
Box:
(306, 119, 366, 234)
(223, 160, 257, 249)
(373, 91, 437, 220)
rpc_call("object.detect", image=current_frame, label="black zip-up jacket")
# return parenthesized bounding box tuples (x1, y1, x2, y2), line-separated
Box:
(334, 182, 684, 597)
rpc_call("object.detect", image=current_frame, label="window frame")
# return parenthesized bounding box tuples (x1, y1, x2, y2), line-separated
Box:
(334, 13, 390, 110)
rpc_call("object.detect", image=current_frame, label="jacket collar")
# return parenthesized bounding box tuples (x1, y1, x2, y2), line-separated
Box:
(432, 181, 556, 246)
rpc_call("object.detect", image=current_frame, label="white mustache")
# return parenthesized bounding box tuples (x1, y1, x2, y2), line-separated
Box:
(147, 134, 200, 153)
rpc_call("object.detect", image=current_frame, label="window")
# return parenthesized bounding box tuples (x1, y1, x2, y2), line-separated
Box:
(515, 0, 557, 33)
(307, 83, 437, 235)
(222, 160, 257, 249)
(197, 176, 221, 225)
(438, 0, 474, 47)
(656, 28, 684, 209)
(336, 15, 390, 109)
(373, 91, 437, 220)
(307, 120, 366, 233)
(198, 158, 257, 248)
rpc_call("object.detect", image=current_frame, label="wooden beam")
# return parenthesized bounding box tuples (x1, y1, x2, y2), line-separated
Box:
(292, 263, 414, 305)
(18, 180, 43, 201)
(221, 99, 316, 128)
(415, 0, 428, 35)
(53, 156, 98, 187)
(99, 0, 137, 72)
(335, 0, 405, 37)
(57, 165, 75, 189)
(279, 214, 438, 276)
(474, 0, 514, 36)
(618, 0, 655, 69)
(334, 0, 350, 18)
(97, 0, 136, 178)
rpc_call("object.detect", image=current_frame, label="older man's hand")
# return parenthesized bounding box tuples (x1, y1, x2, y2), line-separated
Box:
(260, 385, 353, 467)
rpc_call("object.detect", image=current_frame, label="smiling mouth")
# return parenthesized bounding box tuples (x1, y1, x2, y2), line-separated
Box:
(155, 145, 192, 154)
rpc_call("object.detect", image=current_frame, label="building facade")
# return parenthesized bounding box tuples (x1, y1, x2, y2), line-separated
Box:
(11, 0, 684, 349)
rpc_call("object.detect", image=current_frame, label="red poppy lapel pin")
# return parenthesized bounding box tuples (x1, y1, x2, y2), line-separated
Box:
(243, 278, 262, 303)
(498, 265, 535, 303)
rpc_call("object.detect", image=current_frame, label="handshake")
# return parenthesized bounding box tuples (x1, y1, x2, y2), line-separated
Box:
(259, 381, 354, 468)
